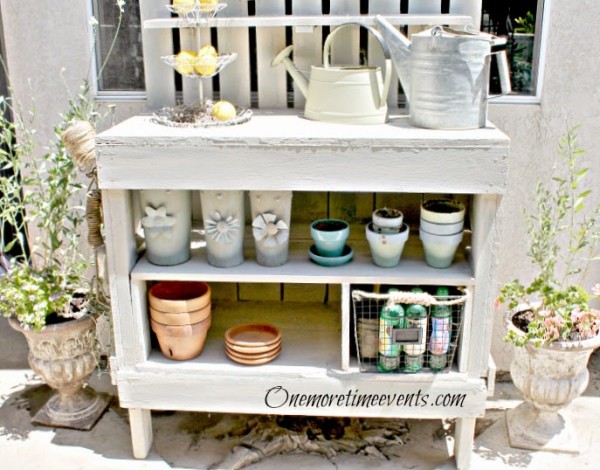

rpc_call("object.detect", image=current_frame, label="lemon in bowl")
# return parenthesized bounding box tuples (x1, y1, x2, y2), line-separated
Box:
(195, 48, 218, 77)
(211, 101, 237, 122)
(172, 0, 196, 14)
(174, 50, 197, 75)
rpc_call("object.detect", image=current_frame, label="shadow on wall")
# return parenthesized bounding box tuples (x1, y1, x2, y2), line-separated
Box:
(0, 317, 29, 369)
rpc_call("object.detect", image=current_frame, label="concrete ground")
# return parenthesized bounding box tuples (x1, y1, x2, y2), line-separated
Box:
(1, 316, 599, 469)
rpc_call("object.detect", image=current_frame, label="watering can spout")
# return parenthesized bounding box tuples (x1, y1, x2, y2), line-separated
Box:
(271, 45, 308, 98)
(375, 15, 412, 101)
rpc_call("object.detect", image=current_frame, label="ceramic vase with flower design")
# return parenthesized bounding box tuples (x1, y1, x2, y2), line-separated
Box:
(140, 190, 192, 266)
(200, 190, 245, 268)
(249, 191, 293, 267)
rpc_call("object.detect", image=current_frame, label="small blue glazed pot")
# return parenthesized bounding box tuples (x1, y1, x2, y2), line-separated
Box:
(310, 219, 350, 257)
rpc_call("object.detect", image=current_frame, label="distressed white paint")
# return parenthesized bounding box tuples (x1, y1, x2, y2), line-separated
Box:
(256, 1, 286, 107)
(140, 0, 175, 108)
(454, 417, 476, 469)
(96, 113, 509, 194)
(341, 283, 351, 371)
(129, 408, 153, 459)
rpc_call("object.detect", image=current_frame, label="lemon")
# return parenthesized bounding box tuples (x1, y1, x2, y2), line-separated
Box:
(212, 101, 237, 121)
(198, 44, 218, 58)
(199, 0, 219, 12)
(174, 50, 197, 75)
(195, 51, 218, 76)
(172, 0, 196, 14)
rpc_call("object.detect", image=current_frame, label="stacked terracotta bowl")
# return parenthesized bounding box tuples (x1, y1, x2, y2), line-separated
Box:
(224, 323, 281, 365)
(149, 281, 211, 360)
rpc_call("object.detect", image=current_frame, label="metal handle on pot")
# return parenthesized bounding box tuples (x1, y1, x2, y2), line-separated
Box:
(488, 50, 512, 99)
(323, 22, 392, 108)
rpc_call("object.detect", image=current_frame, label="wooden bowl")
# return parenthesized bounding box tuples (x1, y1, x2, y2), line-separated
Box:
(224, 323, 281, 348)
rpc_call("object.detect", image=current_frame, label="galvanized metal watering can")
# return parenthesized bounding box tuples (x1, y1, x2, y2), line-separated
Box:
(272, 23, 392, 125)
(375, 15, 511, 130)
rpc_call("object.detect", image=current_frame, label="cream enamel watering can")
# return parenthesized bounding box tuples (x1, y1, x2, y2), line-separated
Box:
(376, 15, 511, 130)
(272, 23, 392, 125)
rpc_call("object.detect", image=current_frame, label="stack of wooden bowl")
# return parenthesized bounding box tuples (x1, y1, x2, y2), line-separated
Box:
(149, 281, 212, 360)
(224, 323, 281, 365)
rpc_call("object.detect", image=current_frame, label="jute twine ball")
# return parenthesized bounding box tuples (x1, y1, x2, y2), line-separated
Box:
(62, 120, 97, 172)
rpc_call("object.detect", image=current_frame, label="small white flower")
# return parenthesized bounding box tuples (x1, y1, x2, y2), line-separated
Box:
(116, 0, 126, 13)
(141, 206, 176, 239)
(89, 16, 99, 27)
(205, 211, 240, 243)
(252, 212, 289, 248)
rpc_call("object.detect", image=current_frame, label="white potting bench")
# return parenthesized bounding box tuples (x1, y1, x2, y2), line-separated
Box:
(96, 2, 509, 469)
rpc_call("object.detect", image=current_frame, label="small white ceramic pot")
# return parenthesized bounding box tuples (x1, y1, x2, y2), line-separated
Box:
(140, 190, 192, 266)
(200, 190, 245, 268)
(310, 219, 350, 257)
(372, 208, 404, 234)
(366, 222, 409, 268)
(421, 199, 466, 224)
(250, 191, 293, 267)
(419, 218, 464, 236)
(419, 228, 463, 269)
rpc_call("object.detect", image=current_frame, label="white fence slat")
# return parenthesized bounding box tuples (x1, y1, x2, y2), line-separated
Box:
(140, 0, 176, 108)
(450, 0, 481, 29)
(217, 1, 251, 107)
(329, 0, 360, 67)
(369, 0, 400, 108)
(256, 1, 287, 108)
(408, 0, 442, 37)
(292, 0, 323, 108)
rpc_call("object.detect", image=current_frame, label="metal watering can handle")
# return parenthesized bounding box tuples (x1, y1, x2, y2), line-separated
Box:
(488, 49, 512, 99)
(323, 23, 392, 108)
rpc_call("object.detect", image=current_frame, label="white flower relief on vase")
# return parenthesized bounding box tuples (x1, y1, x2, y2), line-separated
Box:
(205, 211, 240, 243)
(141, 206, 176, 239)
(252, 212, 289, 248)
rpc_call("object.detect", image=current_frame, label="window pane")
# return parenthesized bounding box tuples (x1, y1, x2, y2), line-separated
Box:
(94, 0, 145, 92)
(481, 0, 541, 96)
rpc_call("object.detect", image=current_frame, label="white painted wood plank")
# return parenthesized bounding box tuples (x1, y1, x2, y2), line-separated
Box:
(101, 190, 139, 368)
(408, 0, 441, 14)
(217, 1, 250, 107)
(144, 15, 473, 29)
(341, 283, 351, 371)
(450, 0, 481, 29)
(140, 0, 175, 108)
(454, 417, 476, 470)
(130, 280, 151, 362)
(96, 115, 509, 194)
(129, 408, 153, 459)
(469, 194, 501, 377)
(256, 1, 287, 108)
(329, 1, 360, 67)
(456, 286, 473, 373)
(369, 0, 400, 108)
(130, 241, 475, 287)
(292, 0, 323, 108)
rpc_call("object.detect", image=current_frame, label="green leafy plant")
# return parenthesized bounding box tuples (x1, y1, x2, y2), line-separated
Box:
(514, 11, 536, 35)
(499, 127, 600, 347)
(0, 1, 125, 331)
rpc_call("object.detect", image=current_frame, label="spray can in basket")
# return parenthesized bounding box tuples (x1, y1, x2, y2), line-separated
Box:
(404, 287, 428, 373)
(429, 287, 452, 371)
(378, 289, 404, 372)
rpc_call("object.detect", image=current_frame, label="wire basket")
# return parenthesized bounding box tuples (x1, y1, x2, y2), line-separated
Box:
(352, 288, 468, 374)
(166, 2, 227, 24)
(162, 53, 237, 79)
(151, 101, 253, 128)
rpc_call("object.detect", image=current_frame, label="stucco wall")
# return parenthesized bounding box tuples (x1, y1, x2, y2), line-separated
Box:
(1, 1, 598, 372)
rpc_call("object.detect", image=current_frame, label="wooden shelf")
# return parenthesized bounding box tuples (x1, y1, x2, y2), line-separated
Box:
(96, 112, 509, 194)
(131, 237, 475, 287)
(143, 14, 473, 30)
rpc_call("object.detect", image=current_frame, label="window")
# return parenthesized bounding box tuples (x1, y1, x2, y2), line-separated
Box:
(481, 0, 547, 98)
(92, 0, 145, 93)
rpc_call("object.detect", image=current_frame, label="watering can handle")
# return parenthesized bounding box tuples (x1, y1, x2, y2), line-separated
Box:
(323, 23, 392, 108)
(488, 50, 512, 99)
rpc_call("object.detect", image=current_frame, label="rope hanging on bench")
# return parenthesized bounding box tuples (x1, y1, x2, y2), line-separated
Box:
(352, 289, 469, 307)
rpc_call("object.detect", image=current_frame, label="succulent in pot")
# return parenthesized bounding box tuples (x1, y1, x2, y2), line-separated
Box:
(497, 128, 600, 453)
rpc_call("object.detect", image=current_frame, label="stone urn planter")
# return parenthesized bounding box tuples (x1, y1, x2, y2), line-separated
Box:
(200, 190, 245, 268)
(9, 314, 111, 430)
(139, 189, 192, 266)
(249, 191, 293, 267)
(505, 308, 600, 453)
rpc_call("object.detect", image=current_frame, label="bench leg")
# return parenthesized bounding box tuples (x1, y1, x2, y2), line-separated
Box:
(129, 408, 153, 459)
(454, 417, 476, 469)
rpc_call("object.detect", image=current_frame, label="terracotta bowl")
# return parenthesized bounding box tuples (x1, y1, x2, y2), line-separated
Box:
(149, 281, 211, 313)
(151, 316, 211, 360)
(225, 323, 281, 348)
(150, 303, 211, 326)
